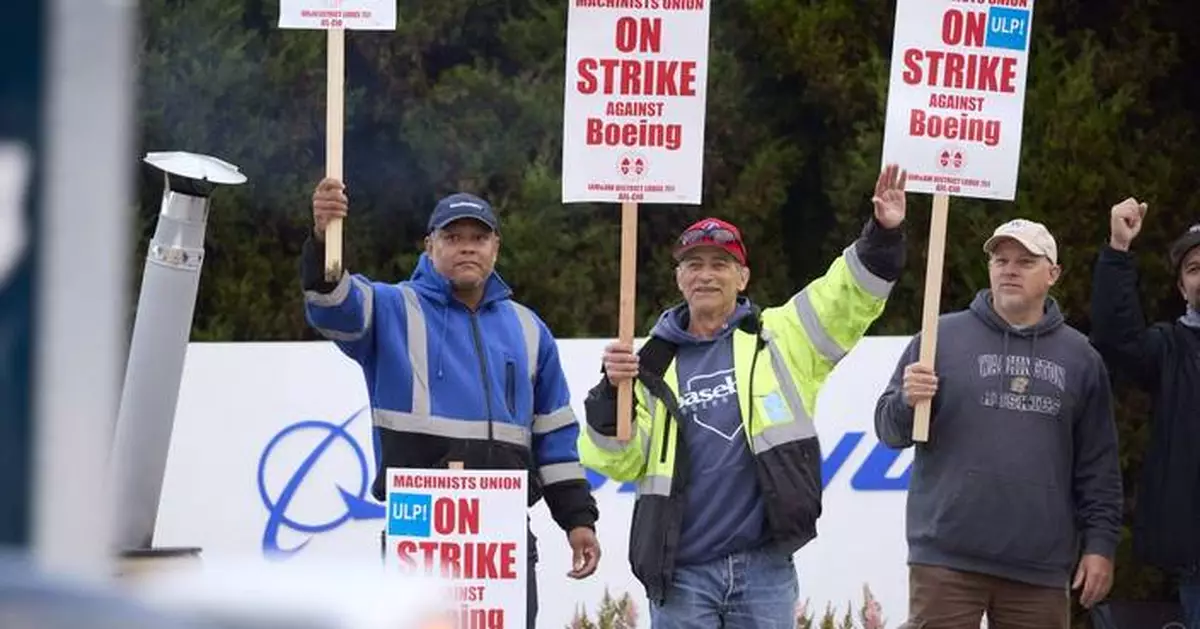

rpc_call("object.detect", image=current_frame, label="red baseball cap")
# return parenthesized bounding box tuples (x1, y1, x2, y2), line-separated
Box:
(673, 218, 748, 266)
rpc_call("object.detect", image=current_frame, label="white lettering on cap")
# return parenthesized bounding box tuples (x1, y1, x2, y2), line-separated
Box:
(449, 201, 483, 209)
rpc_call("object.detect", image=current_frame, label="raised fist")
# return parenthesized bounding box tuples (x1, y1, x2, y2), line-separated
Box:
(1109, 197, 1147, 252)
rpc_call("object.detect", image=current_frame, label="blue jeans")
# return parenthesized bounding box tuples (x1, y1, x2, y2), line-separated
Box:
(1181, 569, 1199, 629)
(649, 546, 798, 629)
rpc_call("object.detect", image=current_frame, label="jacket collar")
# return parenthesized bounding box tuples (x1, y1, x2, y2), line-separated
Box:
(407, 252, 513, 309)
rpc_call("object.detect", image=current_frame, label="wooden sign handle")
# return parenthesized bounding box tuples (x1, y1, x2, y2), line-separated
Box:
(324, 27, 346, 282)
(912, 193, 949, 442)
(615, 201, 638, 442)
(448, 461, 464, 470)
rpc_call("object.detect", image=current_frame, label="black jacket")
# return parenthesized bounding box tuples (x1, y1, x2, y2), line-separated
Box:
(1090, 245, 1200, 571)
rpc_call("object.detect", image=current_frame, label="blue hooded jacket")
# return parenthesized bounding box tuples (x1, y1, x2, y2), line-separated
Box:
(301, 237, 598, 533)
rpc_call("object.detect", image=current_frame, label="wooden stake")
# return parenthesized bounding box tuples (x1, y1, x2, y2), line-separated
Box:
(448, 461, 464, 470)
(912, 193, 949, 442)
(324, 26, 345, 282)
(615, 201, 638, 442)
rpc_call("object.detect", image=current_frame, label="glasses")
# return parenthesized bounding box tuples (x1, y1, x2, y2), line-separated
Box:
(679, 227, 740, 247)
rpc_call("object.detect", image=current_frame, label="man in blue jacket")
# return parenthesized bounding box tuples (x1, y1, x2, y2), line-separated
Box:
(301, 178, 601, 628)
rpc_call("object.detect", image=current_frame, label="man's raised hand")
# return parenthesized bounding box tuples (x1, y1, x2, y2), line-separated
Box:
(872, 163, 909, 229)
(1109, 197, 1147, 252)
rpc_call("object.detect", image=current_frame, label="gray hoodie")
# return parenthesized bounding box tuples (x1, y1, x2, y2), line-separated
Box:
(874, 290, 1123, 588)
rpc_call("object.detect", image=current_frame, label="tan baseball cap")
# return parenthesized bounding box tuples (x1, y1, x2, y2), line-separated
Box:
(983, 218, 1058, 264)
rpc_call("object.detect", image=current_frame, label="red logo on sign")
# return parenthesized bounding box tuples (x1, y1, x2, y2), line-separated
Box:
(618, 154, 647, 180)
(937, 146, 967, 172)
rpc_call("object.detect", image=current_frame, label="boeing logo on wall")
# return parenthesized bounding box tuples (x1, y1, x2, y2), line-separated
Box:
(257, 406, 385, 556)
(257, 409, 912, 556)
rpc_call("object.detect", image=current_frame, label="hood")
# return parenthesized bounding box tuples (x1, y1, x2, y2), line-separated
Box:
(407, 252, 512, 308)
(968, 289, 1065, 337)
(405, 252, 513, 380)
(650, 296, 755, 345)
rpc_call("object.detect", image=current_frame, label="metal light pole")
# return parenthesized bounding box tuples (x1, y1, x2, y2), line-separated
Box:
(110, 151, 246, 571)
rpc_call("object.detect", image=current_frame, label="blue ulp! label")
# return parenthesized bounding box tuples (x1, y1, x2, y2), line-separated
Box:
(985, 7, 1031, 51)
(387, 493, 432, 537)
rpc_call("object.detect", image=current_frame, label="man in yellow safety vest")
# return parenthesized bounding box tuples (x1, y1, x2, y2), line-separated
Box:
(578, 165, 910, 627)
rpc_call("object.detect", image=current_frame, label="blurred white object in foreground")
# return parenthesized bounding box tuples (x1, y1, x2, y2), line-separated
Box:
(0, 142, 30, 287)
(131, 557, 455, 629)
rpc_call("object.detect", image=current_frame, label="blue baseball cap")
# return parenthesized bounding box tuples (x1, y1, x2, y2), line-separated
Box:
(427, 192, 499, 234)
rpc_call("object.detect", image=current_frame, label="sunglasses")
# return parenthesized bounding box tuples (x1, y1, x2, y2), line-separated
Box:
(679, 227, 740, 247)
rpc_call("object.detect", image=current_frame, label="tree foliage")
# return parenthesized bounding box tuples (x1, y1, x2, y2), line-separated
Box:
(137, 0, 1200, 608)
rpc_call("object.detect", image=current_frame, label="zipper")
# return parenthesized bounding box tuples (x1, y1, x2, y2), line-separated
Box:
(659, 406, 671, 464)
(468, 312, 495, 457)
(746, 334, 763, 458)
(505, 360, 516, 416)
(655, 380, 673, 464)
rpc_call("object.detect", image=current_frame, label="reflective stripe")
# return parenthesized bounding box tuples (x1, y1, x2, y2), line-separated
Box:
(311, 276, 374, 342)
(637, 383, 658, 465)
(510, 302, 541, 383)
(639, 422, 652, 465)
(843, 244, 893, 299)
(585, 422, 650, 456)
(397, 284, 430, 416)
(373, 409, 531, 448)
(637, 474, 671, 497)
(533, 406, 576, 434)
(765, 333, 812, 435)
(304, 271, 351, 306)
(313, 326, 365, 342)
(791, 289, 847, 364)
(751, 419, 817, 454)
(585, 423, 624, 452)
(638, 382, 657, 414)
(749, 331, 817, 455)
(539, 461, 586, 485)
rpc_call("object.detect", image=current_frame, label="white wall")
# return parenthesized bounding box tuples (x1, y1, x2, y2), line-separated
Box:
(154, 337, 914, 627)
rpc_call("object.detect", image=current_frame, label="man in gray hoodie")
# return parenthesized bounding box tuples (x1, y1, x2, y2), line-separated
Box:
(875, 218, 1124, 629)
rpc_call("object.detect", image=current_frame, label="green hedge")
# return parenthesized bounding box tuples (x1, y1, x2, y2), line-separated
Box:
(138, 0, 1198, 617)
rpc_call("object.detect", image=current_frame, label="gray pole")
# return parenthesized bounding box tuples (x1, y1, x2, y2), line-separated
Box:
(110, 151, 245, 554)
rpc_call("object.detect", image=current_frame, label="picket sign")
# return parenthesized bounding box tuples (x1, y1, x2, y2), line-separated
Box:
(880, 0, 1037, 440)
(278, 1, 397, 281)
(561, 0, 713, 440)
(385, 460, 529, 628)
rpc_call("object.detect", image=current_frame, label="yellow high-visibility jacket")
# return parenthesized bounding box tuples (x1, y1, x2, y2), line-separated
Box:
(578, 218, 904, 604)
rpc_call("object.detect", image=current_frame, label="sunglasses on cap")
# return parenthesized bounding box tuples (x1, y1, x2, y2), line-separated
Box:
(679, 226, 740, 247)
